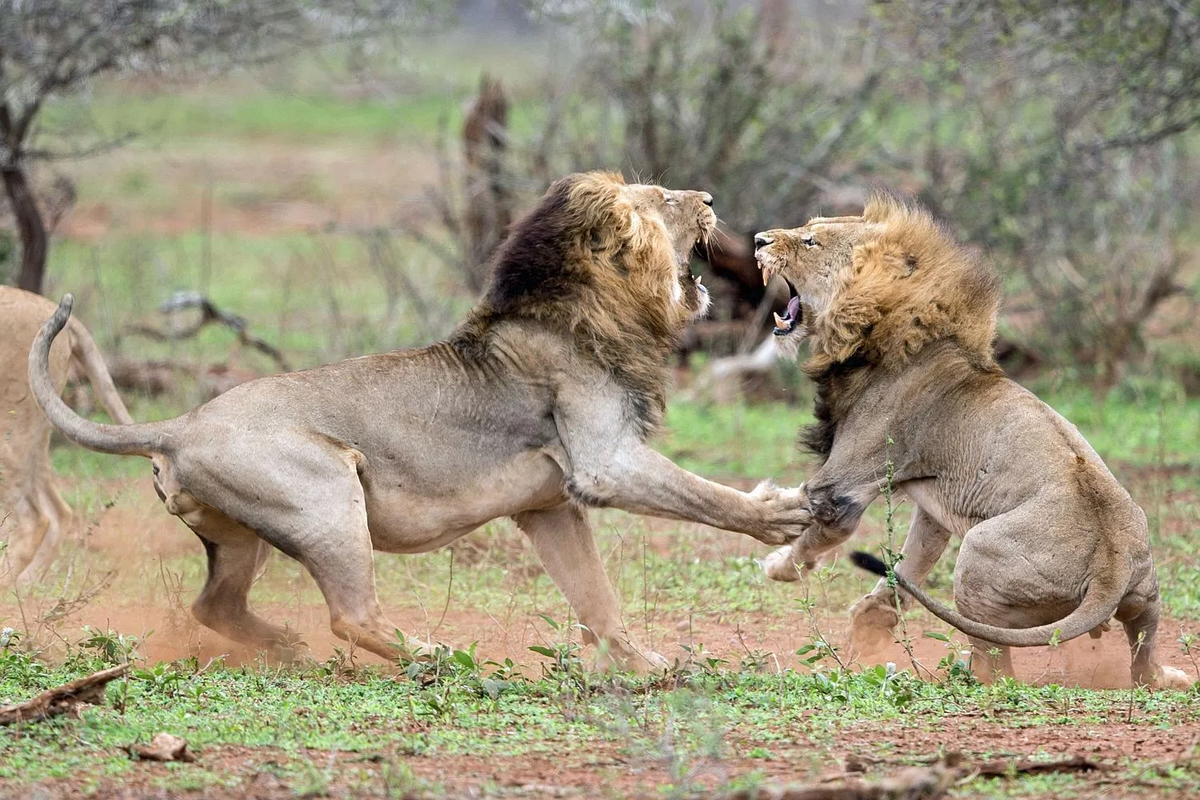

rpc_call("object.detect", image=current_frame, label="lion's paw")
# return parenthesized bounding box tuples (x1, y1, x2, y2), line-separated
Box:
(1158, 665, 1194, 690)
(749, 481, 811, 545)
(758, 544, 802, 582)
(592, 640, 669, 674)
(847, 596, 901, 660)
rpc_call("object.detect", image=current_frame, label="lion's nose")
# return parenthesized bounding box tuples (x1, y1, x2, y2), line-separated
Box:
(754, 233, 773, 250)
(700, 192, 713, 206)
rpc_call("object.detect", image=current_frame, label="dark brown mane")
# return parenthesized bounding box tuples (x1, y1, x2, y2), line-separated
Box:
(447, 172, 680, 438)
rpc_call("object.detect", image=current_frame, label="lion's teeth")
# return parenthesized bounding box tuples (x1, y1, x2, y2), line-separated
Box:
(774, 312, 788, 329)
(762, 266, 771, 286)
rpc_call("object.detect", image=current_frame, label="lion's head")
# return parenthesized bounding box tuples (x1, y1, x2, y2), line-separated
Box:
(753, 192, 1001, 372)
(452, 171, 717, 433)
(482, 171, 714, 326)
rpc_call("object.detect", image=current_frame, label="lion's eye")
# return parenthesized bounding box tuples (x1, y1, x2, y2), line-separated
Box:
(801, 234, 818, 248)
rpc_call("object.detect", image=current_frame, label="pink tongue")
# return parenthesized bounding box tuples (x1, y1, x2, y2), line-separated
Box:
(786, 296, 801, 321)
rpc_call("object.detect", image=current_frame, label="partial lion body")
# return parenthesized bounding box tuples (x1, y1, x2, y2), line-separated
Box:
(152, 329, 569, 556)
(30, 173, 807, 669)
(1, 286, 132, 582)
(755, 195, 1186, 688)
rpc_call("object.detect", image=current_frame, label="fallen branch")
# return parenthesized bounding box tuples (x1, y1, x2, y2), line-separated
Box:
(124, 291, 290, 372)
(731, 753, 1106, 800)
(0, 664, 129, 726)
(972, 754, 1103, 779)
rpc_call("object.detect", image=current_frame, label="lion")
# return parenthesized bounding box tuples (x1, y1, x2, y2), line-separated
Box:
(751, 193, 1189, 688)
(29, 172, 806, 669)
(2, 286, 133, 583)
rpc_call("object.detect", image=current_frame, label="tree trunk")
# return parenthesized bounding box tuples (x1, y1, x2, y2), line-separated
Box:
(1, 162, 48, 294)
(462, 75, 512, 295)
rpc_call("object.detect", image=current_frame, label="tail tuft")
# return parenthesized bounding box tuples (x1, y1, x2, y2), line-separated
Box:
(850, 550, 889, 577)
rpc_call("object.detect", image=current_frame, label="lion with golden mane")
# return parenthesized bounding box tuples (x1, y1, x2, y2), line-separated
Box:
(2, 286, 133, 583)
(29, 172, 806, 669)
(753, 193, 1188, 688)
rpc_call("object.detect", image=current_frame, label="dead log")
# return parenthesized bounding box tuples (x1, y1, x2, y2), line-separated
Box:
(0, 664, 129, 725)
(730, 753, 1106, 800)
(462, 74, 512, 294)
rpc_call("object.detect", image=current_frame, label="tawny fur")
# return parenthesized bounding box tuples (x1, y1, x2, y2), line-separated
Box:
(1, 287, 132, 583)
(753, 193, 1189, 688)
(28, 172, 807, 671)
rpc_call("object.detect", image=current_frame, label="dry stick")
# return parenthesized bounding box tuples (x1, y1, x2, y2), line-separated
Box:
(429, 549, 455, 640)
(124, 292, 291, 372)
(0, 664, 129, 725)
(880, 440, 935, 680)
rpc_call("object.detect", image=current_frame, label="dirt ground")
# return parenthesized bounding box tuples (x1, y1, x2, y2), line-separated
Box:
(3, 478, 1198, 799)
(6, 478, 1194, 689)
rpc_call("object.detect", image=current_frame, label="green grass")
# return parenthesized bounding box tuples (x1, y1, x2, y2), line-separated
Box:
(5, 29, 1200, 798)
(1, 640, 1197, 797)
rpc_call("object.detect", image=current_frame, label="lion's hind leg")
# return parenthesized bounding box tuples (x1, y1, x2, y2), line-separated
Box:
(16, 475, 73, 583)
(297, 523, 411, 662)
(1117, 594, 1191, 689)
(257, 468, 412, 662)
(189, 522, 298, 655)
(847, 508, 952, 660)
(967, 637, 1014, 683)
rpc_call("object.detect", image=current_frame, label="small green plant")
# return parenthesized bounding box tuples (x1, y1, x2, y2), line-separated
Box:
(0, 629, 48, 684)
(529, 615, 589, 690)
(133, 661, 187, 696)
(71, 627, 140, 667)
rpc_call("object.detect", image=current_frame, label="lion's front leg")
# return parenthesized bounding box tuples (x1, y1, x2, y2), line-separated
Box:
(759, 478, 881, 583)
(566, 442, 809, 546)
(846, 507, 952, 659)
(514, 503, 667, 672)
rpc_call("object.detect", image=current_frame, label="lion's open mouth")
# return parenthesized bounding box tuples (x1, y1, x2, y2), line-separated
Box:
(772, 279, 802, 337)
(683, 227, 711, 296)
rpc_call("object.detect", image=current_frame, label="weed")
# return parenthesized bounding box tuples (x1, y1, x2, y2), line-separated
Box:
(71, 626, 141, 667)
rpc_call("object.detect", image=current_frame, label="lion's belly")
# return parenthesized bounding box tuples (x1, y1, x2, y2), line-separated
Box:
(361, 449, 566, 553)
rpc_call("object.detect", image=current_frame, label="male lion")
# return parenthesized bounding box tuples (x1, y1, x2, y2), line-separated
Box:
(752, 193, 1189, 688)
(29, 172, 805, 669)
(2, 286, 133, 583)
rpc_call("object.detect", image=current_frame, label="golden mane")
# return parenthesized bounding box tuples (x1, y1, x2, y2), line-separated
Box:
(450, 171, 685, 434)
(807, 192, 1002, 374)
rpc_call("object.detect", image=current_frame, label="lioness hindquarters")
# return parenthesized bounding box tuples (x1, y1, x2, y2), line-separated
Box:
(2, 287, 75, 582)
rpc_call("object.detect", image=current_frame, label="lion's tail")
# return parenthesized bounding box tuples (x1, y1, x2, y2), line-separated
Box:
(850, 551, 1127, 648)
(65, 313, 135, 426)
(29, 294, 164, 457)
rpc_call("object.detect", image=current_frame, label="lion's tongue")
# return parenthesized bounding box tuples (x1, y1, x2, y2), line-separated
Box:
(773, 296, 802, 336)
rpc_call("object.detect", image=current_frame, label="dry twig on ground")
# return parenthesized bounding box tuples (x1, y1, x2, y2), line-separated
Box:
(0, 664, 129, 726)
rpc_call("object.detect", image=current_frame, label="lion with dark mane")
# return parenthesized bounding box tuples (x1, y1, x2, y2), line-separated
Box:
(30, 172, 806, 669)
(753, 193, 1188, 688)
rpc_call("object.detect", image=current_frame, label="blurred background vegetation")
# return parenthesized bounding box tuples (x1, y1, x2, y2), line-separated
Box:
(1, 0, 1198, 403)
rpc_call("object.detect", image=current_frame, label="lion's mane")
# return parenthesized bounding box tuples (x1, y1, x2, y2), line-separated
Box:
(803, 193, 1004, 458)
(451, 171, 685, 435)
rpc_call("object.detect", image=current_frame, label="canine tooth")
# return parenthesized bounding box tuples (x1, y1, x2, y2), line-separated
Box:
(762, 266, 771, 286)
(774, 312, 789, 330)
